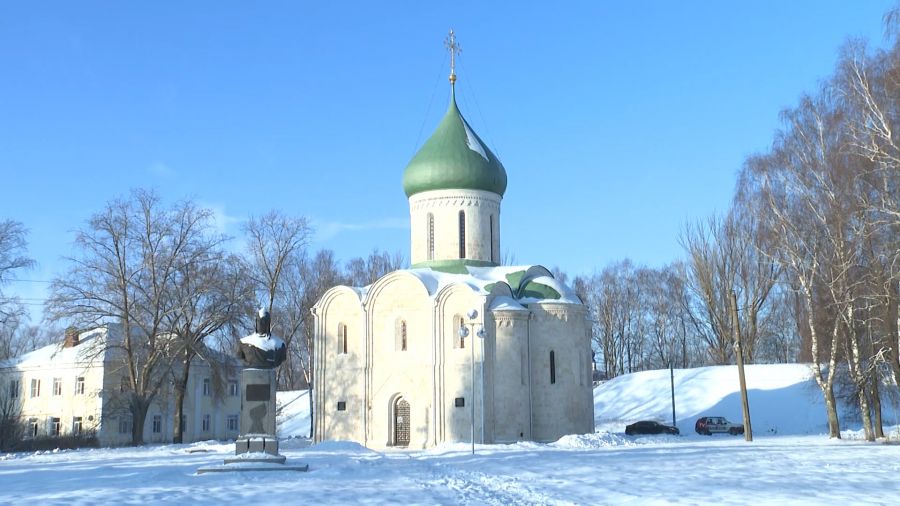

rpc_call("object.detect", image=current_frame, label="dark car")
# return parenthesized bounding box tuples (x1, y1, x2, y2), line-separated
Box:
(695, 416, 744, 435)
(625, 420, 680, 436)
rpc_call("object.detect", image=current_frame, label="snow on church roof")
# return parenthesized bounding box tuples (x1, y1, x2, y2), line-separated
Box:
(388, 264, 583, 309)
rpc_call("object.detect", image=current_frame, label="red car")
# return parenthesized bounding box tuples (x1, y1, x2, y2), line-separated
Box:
(695, 416, 744, 435)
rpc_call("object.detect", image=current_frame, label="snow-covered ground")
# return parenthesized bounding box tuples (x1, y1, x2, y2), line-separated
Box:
(3, 364, 900, 505)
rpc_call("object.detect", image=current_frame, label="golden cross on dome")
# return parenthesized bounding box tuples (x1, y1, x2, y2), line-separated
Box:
(444, 29, 462, 85)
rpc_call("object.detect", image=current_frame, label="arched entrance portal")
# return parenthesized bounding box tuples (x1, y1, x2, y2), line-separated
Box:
(393, 397, 410, 447)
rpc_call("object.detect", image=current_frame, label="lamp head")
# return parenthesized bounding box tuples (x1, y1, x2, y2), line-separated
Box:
(466, 309, 478, 320)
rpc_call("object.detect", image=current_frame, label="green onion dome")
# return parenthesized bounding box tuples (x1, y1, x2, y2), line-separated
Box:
(403, 89, 507, 197)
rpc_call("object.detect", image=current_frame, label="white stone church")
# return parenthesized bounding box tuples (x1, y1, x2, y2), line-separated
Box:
(312, 58, 594, 449)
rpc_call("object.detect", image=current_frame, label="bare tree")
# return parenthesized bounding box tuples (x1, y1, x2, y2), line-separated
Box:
(47, 190, 211, 445)
(0, 386, 24, 451)
(166, 247, 250, 443)
(344, 249, 405, 287)
(241, 210, 317, 414)
(742, 84, 856, 438)
(0, 322, 59, 362)
(0, 220, 34, 351)
(243, 211, 312, 316)
(680, 211, 779, 365)
(837, 34, 900, 389)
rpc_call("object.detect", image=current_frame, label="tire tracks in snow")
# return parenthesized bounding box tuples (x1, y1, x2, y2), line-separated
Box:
(418, 460, 576, 506)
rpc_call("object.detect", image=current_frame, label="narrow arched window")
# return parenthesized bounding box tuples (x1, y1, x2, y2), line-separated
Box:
(427, 213, 435, 261)
(458, 210, 466, 259)
(401, 320, 407, 351)
(395, 319, 408, 351)
(489, 214, 495, 262)
(550, 350, 556, 384)
(338, 323, 348, 354)
(453, 314, 465, 349)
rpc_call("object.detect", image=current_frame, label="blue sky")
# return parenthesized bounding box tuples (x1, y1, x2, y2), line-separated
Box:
(0, 1, 895, 320)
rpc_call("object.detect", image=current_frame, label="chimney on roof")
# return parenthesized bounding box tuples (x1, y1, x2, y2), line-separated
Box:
(64, 327, 80, 348)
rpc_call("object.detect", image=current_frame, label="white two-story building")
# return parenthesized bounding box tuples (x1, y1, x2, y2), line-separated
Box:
(0, 324, 241, 446)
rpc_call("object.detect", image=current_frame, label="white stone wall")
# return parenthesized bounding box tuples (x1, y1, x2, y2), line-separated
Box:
(4, 360, 105, 440)
(313, 287, 366, 444)
(434, 284, 486, 447)
(527, 303, 594, 442)
(489, 309, 532, 442)
(408, 189, 501, 265)
(364, 274, 435, 448)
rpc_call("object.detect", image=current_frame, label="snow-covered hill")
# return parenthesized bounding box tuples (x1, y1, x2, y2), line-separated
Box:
(594, 364, 836, 436)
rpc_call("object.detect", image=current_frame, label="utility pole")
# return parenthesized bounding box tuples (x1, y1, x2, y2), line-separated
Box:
(730, 291, 753, 441)
(670, 365, 676, 428)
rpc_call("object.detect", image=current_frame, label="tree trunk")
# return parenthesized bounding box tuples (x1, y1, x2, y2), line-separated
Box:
(308, 388, 314, 440)
(857, 385, 874, 441)
(802, 282, 841, 439)
(823, 384, 841, 439)
(872, 374, 884, 439)
(130, 396, 150, 446)
(847, 306, 874, 441)
(173, 360, 191, 444)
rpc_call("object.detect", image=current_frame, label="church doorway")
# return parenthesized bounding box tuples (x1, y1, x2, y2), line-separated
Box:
(393, 397, 410, 447)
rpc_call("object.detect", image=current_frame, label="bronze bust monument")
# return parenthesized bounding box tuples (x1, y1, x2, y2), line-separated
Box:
(237, 308, 287, 369)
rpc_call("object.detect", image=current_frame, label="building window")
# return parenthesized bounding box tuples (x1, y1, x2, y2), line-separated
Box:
(338, 323, 348, 354)
(427, 213, 435, 260)
(337, 401, 347, 411)
(227, 415, 239, 431)
(550, 350, 556, 384)
(8, 378, 19, 399)
(30, 378, 40, 398)
(202, 378, 211, 396)
(521, 348, 527, 386)
(458, 210, 466, 259)
(118, 416, 131, 434)
(453, 315, 465, 349)
(72, 416, 83, 435)
(52, 378, 62, 396)
(120, 376, 130, 393)
(75, 376, 85, 395)
(490, 214, 495, 262)
(152, 415, 162, 434)
(202, 414, 211, 432)
(29, 419, 38, 438)
(579, 350, 585, 387)
(228, 381, 238, 396)
(51, 417, 61, 437)
(396, 320, 408, 351)
(454, 397, 465, 407)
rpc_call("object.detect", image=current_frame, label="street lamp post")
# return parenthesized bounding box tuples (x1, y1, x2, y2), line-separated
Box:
(459, 308, 485, 455)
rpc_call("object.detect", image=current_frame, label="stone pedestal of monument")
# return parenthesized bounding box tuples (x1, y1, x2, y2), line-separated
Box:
(224, 367, 287, 465)
(197, 366, 308, 474)
(197, 310, 308, 474)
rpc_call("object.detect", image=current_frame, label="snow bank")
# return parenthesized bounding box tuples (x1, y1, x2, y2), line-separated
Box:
(594, 364, 835, 436)
(276, 389, 311, 438)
